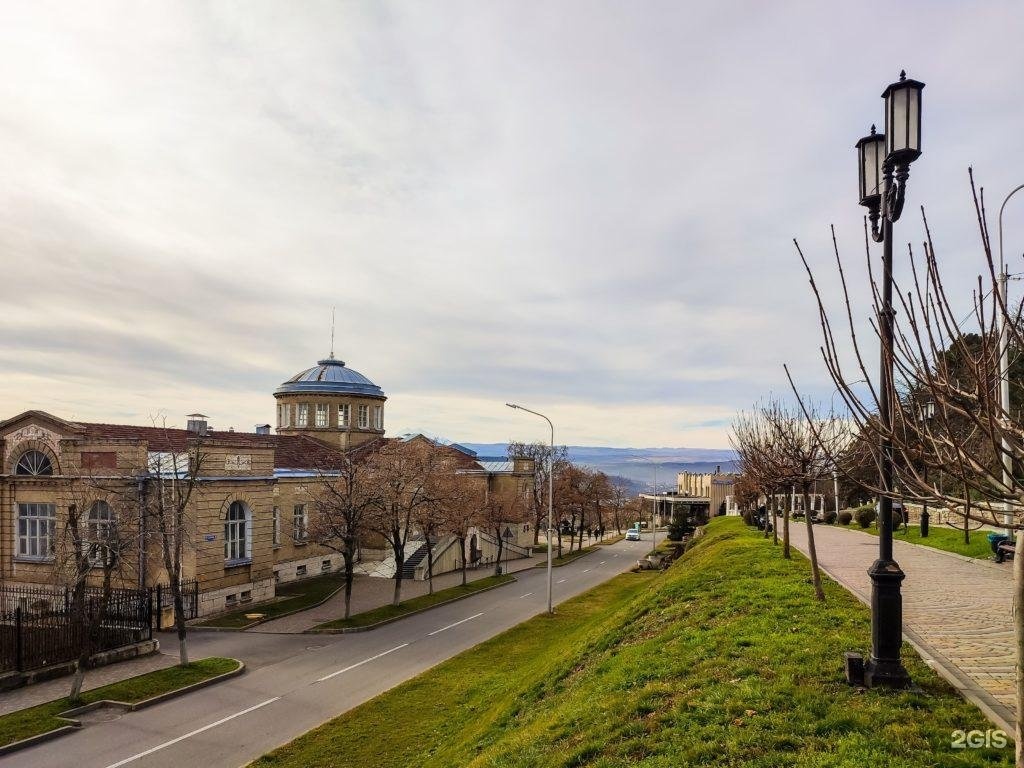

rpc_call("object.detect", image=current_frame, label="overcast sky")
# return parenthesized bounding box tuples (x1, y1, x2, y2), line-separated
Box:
(1, 2, 1022, 448)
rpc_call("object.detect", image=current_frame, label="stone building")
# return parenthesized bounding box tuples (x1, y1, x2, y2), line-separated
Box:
(0, 356, 534, 618)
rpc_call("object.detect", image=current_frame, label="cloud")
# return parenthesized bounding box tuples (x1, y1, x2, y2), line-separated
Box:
(1, 1, 1022, 447)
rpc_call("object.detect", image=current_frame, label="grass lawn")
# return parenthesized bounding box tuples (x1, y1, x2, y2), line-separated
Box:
(197, 573, 345, 629)
(251, 518, 1010, 768)
(853, 522, 996, 560)
(312, 574, 514, 631)
(534, 544, 599, 568)
(0, 657, 238, 748)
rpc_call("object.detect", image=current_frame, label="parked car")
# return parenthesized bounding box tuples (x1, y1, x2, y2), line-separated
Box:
(625, 529, 641, 541)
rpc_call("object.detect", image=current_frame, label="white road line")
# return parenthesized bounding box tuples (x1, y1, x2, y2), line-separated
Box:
(317, 643, 409, 682)
(599, 561, 606, 565)
(103, 697, 280, 768)
(557, 578, 567, 584)
(612, 554, 619, 558)
(582, 569, 591, 573)
(519, 592, 533, 598)
(428, 612, 484, 636)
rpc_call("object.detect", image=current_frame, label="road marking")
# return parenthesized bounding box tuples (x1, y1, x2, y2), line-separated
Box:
(612, 554, 619, 558)
(582, 568, 591, 573)
(103, 697, 280, 768)
(519, 592, 533, 598)
(557, 578, 566, 584)
(317, 643, 409, 682)
(428, 612, 484, 636)
(599, 561, 606, 565)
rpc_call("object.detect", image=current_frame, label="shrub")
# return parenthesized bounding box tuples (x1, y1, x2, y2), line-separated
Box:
(740, 509, 753, 526)
(892, 511, 903, 529)
(838, 511, 853, 526)
(822, 510, 837, 524)
(855, 505, 877, 528)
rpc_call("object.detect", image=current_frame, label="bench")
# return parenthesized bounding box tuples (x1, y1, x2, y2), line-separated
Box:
(996, 541, 1016, 563)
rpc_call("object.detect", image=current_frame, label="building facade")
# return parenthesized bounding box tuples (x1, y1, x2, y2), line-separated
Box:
(0, 357, 534, 618)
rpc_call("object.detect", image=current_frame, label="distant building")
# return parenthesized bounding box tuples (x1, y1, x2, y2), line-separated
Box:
(677, 467, 736, 517)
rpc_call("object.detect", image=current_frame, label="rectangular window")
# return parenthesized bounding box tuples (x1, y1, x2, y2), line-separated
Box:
(17, 504, 56, 560)
(358, 405, 369, 429)
(297, 404, 309, 427)
(315, 403, 328, 428)
(337, 404, 349, 428)
(296, 564, 307, 577)
(293, 504, 307, 542)
(374, 405, 383, 430)
(321, 559, 331, 572)
(272, 506, 281, 546)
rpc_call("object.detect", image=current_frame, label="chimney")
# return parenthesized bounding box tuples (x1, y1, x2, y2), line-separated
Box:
(186, 414, 209, 436)
(255, 424, 271, 436)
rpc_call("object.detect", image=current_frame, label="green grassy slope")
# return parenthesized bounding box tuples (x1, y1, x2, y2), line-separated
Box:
(253, 519, 1010, 767)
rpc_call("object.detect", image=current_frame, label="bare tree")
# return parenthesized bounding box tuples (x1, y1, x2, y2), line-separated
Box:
(507, 441, 568, 546)
(55, 477, 138, 702)
(145, 428, 208, 666)
(477, 484, 527, 577)
(441, 473, 484, 587)
(309, 450, 379, 619)
(731, 404, 794, 556)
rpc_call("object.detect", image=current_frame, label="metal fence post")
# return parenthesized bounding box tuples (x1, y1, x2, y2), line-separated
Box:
(14, 607, 23, 672)
(146, 588, 154, 639)
(156, 584, 162, 631)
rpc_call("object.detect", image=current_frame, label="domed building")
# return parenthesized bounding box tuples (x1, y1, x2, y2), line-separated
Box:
(274, 355, 386, 449)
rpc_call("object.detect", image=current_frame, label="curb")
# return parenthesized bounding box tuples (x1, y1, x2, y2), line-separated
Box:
(0, 659, 245, 757)
(190, 578, 349, 632)
(308, 576, 517, 634)
(534, 547, 599, 569)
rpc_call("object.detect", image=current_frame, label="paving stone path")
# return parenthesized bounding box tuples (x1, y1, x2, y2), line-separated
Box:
(787, 523, 1016, 730)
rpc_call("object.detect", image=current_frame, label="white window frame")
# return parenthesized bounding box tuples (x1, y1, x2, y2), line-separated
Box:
(374, 405, 383, 430)
(315, 403, 328, 428)
(297, 404, 309, 428)
(224, 501, 252, 563)
(86, 500, 114, 566)
(293, 504, 308, 543)
(17, 503, 56, 560)
(358, 405, 369, 429)
(272, 506, 281, 546)
(337, 403, 349, 428)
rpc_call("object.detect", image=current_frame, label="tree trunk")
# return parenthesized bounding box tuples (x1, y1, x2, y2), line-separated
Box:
(458, 535, 468, 586)
(964, 497, 971, 545)
(173, 584, 189, 666)
(556, 527, 563, 559)
(771, 492, 779, 546)
(802, 485, 825, 601)
(494, 533, 504, 578)
(782, 493, 791, 559)
(342, 546, 355, 620)
(392, 532, 404, 607)
(426, 538, 435, 595)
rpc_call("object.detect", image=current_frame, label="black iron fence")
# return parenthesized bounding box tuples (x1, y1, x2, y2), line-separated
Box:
(0, 583, 152, 674)
(152, 579, 199, 630)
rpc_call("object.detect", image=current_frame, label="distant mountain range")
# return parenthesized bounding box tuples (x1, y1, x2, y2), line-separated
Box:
(457, 443, 739, 494)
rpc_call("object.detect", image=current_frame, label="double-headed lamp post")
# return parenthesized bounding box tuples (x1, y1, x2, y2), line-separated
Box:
(854, 70, 925, 689)
(506, 403, 555, 615)
(916, 399, 935, 537)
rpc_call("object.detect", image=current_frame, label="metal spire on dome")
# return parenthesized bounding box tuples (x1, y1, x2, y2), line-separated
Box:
(329, 306, 336, 360)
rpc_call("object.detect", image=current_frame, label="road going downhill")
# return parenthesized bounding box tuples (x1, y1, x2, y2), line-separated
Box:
(5, 534, 651, 768)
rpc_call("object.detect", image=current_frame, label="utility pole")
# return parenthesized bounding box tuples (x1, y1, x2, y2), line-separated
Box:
(998, 185, 1024, 538)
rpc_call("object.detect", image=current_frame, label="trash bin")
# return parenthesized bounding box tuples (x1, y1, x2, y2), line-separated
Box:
(988, 532, 1010, 555)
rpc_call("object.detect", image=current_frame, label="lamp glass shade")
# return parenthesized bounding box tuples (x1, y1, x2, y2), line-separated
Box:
(856, 130, 886, 205)
(882, 73, 924, 163)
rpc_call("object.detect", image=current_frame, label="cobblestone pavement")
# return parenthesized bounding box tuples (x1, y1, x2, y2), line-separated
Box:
(0, 649, 177, 716)
(787, 523, 1015, 727)
(249, 550, 551, 633)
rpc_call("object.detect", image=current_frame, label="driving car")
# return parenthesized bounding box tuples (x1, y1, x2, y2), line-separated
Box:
(625, 528, 641, 541)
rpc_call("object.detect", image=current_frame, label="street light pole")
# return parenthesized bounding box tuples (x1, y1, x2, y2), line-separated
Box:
(652, 463, 658, 554)
(853, 71, 925, 689)
(998, 185, 1024, 538)
(507, 403, 555, 615)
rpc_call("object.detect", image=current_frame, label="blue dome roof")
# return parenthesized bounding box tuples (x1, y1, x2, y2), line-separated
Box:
(275, 358, 385, 398)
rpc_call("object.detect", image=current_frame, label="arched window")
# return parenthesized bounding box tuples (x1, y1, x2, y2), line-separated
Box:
(16, 450, 53, 476)
(87, 501, 114, 565)
(224, 501, 251, 562)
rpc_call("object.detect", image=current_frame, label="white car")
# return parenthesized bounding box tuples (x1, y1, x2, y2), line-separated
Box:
(625, 529, 641, 541)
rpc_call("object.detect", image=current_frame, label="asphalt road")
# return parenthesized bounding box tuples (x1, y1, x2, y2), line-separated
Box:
(5, 535, 652, 768)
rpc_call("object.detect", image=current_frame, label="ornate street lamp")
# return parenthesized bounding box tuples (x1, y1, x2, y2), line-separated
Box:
(852, 70, 925, 690)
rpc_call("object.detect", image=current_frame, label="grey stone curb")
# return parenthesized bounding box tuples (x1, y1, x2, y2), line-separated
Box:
(0, 659, 245, 757)
(308, 575, 518, 634)
(533, 547, 599, 569)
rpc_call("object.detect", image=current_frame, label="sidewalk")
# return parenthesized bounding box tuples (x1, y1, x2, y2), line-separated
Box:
(0, 648, 177, 716)
(249, 551, 549, 633)
(787, 523, 1016, 730)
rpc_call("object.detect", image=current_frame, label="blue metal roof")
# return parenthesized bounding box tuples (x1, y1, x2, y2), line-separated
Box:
(275, 358, 385, 398)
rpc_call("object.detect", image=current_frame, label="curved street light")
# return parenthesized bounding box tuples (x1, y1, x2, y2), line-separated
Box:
(506, 403, 555, 615)
(998, 185, 1024, 537)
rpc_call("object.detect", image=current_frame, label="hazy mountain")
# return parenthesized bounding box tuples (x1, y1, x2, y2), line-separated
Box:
(458, 442, 738, 491)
